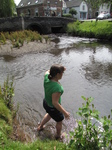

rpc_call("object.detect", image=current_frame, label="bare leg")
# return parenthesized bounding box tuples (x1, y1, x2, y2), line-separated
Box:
(37, 113, 51, 131)
(56, 121, 62, 138)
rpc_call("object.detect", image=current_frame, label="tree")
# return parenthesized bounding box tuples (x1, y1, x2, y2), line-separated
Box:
(101, 0, 112, 4)
(0, 0, 15, 18)
(85, 0, 112, 5)
(84, 0, 101, 18)
(69, 8, 77, 17)
(85, 0, 112, 18)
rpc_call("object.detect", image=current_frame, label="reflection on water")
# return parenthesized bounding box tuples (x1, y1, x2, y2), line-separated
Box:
(0, 35, 112, 140)
(82, 52, 112, 86)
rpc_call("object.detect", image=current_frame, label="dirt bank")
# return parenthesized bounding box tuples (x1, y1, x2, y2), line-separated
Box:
(0, 39, 55, 57)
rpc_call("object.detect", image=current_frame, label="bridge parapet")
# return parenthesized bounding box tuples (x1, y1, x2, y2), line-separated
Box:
(0, 17, 75, 34)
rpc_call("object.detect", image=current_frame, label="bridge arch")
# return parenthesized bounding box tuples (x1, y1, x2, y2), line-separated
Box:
(26, 23, 43, 34)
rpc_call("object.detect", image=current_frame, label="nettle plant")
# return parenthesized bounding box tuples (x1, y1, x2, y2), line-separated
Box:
(68, 96, 112, 150)
(0, 77, 14, 110)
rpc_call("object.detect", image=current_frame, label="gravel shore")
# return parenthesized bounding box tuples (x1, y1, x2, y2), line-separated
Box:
(0, 39, 55, 57)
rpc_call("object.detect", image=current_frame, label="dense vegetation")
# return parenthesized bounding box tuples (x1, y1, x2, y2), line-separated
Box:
(0, 77, 112, 150)
(0, 0, 16, 18)
(0, 30, 49, 48)
(67, 20, 112, 41)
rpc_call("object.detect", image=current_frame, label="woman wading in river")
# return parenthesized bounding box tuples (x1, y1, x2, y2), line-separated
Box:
(37, 64, 70, 139)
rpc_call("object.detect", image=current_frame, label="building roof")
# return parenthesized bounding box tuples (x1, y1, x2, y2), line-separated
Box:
(17, 0, 44, 7)
(66, 0, 83, 8)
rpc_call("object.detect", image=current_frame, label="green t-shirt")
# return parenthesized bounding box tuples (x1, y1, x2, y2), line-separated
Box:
(44, 73, 64, 107)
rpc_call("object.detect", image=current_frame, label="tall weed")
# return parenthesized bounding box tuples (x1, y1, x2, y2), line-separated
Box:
(0, 30, 43, 48)
(0, 77, 14, 110)
(0, 32, 6, 44)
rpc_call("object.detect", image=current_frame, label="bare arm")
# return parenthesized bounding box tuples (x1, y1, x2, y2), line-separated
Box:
(45, 70, 50, 75)
(52, 92, 70, 119)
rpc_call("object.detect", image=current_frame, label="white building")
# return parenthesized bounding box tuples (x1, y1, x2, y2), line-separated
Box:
(65, 0, 88, 20)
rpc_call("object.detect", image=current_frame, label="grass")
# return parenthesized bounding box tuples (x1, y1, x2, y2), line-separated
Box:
(1, 139, 68, 150)
(67, 20, 112, 41)
(0, 98, 13, 148)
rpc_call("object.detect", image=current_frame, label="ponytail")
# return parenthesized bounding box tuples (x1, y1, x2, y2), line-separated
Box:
(48, 74, 52, 80)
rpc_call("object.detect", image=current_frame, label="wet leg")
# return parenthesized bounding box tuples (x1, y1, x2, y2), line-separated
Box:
(37, 113, 51, 131)
(56, 121, 62, 138)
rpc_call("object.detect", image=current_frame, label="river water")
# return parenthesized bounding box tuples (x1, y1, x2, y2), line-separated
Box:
(0, 34, 112, 140)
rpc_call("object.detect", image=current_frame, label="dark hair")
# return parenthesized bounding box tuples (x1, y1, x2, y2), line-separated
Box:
(48, 64, 65, 80)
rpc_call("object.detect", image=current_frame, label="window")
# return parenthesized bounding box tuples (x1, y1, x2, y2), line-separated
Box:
(21, 3, 24, 6)
(28, 9, 31, 16)
(82, 5, 85, 10)
(35, 8, 38, 16)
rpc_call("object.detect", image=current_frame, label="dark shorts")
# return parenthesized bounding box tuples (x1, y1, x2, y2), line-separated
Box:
(43, 99, 64, 122)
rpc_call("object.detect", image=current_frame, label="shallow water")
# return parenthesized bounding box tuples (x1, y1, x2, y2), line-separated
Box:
(0, 35, 112, 140)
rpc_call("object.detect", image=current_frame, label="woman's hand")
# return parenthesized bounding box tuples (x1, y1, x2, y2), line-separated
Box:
(64, 111, 70, 119)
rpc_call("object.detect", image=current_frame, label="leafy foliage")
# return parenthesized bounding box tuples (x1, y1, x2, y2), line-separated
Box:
(101, 0, 112, 5)
(68, 96, 112, 150)
(0, 0, 15, 18)
(69, 8, 77, 17)
(62, 14, 72, 18)
(84, 0, 112, 18)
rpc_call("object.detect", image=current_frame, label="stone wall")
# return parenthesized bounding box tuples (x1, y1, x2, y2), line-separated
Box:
(0, 17, 22, 32)
(0, 16, 75, 34)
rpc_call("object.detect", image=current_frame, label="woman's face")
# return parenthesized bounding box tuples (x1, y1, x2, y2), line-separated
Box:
(57, 72, 64, 80)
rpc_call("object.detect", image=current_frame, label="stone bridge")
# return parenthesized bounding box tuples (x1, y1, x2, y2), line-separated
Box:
(0, 17, 75, 34)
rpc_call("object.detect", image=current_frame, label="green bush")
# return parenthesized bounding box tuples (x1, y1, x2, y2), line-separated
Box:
(68, 96, 112, 150)
(63, 13, 72, 18)
(67, 21, 80, 35)
(0, 77, 14, 110)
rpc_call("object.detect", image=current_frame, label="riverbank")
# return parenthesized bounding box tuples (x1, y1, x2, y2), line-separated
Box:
(0, 30, 55, 57)
(67, 20, 112, 41)
(0, 39, 55, 57)
(0, 78, 67, 149)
